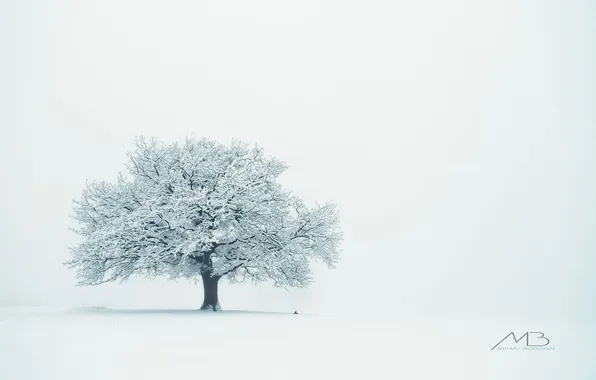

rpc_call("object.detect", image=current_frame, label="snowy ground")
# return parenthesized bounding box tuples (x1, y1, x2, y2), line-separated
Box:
(0, 306, 592, 380)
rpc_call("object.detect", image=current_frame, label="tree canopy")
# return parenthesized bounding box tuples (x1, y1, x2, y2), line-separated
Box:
(67, 137, 342, 310)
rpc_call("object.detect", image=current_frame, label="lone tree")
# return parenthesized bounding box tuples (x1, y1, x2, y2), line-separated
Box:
(67, 137, 342, 311)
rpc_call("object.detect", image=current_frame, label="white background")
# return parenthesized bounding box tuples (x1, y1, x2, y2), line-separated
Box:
(1, 0, 595, 324)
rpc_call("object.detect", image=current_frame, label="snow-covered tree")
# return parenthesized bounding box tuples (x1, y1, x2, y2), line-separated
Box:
(67, 137, 342, 310)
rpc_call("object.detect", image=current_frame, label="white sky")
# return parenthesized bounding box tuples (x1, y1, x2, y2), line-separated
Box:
(1, 0, 595, 320)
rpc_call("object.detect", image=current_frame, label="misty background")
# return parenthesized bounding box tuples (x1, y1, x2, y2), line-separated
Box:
(1, 0, 594, 321)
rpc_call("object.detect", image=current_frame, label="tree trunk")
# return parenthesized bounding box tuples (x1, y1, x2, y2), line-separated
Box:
(200, 273, 221, 311)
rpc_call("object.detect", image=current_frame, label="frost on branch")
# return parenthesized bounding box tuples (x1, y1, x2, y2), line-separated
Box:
(67, 137, 342, 293)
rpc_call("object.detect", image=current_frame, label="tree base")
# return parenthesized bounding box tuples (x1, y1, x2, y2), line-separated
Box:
(199, 302, 221, 311)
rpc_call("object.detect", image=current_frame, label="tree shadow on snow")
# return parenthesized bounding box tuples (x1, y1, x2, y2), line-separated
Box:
(65, 306, 299, 317)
